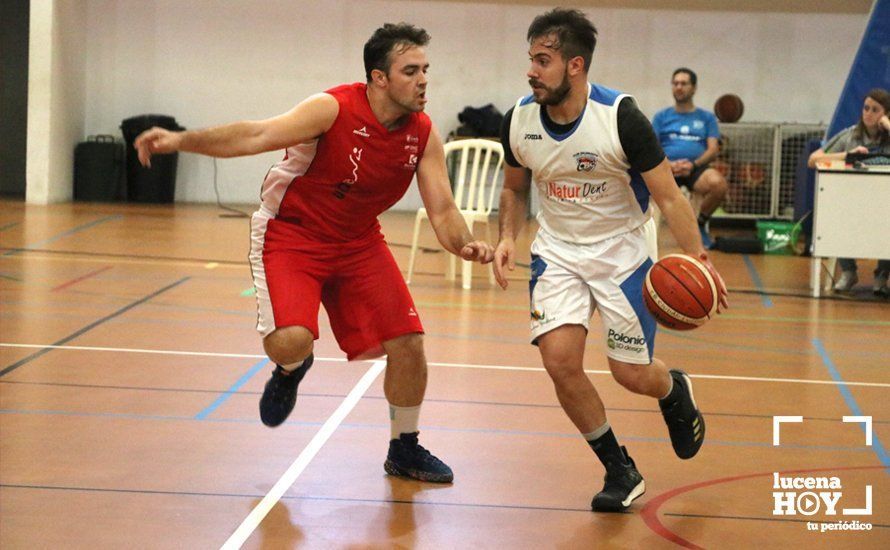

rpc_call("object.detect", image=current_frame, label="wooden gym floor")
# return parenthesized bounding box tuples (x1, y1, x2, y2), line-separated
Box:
(0, 200, 887, 549)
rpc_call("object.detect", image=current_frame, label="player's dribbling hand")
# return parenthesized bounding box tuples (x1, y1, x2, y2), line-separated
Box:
(460, 241, 494, 264)
(698, 252, 729, 312)
(134, 127, 182, 168)
(493, 239, 515, 290)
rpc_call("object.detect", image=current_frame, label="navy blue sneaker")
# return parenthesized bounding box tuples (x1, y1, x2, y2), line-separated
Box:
(659, 369, 705, 459)
(259, 355, 313, 427)
(591, 446, 645, 512)
(384, 432, 453, 483)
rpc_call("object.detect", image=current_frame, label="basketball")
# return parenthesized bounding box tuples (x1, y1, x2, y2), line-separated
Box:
(714, 94, 744, 123)
(643, 254, 718, 330)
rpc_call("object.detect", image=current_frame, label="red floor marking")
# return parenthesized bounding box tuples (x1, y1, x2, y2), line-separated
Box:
(640, 465, 884, 549)
(52, 266, 113, 291)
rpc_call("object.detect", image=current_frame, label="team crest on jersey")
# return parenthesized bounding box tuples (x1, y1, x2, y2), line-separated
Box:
(573, 151, 598, 172)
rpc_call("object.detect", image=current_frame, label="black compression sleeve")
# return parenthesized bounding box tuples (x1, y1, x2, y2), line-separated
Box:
(617, 97, 665, 173)
(500, 106, 521, 167)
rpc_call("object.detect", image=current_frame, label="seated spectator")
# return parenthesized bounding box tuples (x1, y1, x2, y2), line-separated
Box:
(808, 88, 890, 295)
(652, 68, 729, 249)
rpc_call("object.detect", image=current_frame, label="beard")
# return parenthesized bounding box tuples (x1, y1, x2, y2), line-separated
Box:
(674, 91, 692, 104)
(530, 70, 571, 106)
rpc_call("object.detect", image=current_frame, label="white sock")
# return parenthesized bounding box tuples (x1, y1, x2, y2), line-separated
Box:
(582, 421, 612, 442)
(279, 356, 309, 373)
(389, 404, 421, 439)
(659, 375, 676, 400)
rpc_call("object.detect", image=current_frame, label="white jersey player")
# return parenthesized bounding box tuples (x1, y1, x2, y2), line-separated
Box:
(493, 8, 728, 513)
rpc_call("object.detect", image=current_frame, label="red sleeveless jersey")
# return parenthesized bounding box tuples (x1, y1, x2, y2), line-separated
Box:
(260, 83, 432, 242)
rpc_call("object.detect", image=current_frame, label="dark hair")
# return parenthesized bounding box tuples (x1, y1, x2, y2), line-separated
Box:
(527, 8, 597, 71)
(363, 23, 430, 81)
(672, 67, 697, 87)
(855, 88, 890, 144)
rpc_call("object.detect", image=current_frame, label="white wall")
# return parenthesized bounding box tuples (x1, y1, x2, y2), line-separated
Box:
(74, 0, 865, 208)
(27, 0, 87, 204)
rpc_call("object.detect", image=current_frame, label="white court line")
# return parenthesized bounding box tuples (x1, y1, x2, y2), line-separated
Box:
(2, 342, 889, 389)
(220, 359, 386, 549)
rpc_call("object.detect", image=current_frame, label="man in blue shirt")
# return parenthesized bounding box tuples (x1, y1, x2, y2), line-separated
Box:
(652, 68, 728, 247)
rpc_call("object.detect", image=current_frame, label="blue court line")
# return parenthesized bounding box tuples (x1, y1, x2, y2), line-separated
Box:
(194, 358, 270, 420)
(742, 254, 773, 307)
(0, 408, 878, 455)
(2, 215, 122, 256)
(0, 277, 190, 377)
(813, 337, 890, 473)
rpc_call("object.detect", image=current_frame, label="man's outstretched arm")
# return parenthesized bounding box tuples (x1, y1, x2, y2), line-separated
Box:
(134, 93, 339, 167)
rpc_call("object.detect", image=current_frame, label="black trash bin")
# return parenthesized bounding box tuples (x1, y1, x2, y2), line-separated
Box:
(121, 114, 185, 203)
(74, 135, 125, 202)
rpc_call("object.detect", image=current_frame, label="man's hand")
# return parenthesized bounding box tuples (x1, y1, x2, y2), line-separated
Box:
(670, 160, 694, 177)
(698, 252, 729, 312)
(134, 127, 183, 168)
(460, 241, 494, 264)
(492, 239, 516, 289)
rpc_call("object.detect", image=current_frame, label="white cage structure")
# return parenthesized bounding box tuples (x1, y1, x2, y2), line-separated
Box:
(715, 122, 827, 219)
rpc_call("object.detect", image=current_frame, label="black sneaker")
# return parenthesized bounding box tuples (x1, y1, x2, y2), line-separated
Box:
(660, 369, 705, 459)
(591, 446, 645, 512)
(259, 355, 313, 427)
(384, 432, 453, 483)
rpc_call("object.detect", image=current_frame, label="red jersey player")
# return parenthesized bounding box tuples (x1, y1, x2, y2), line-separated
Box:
(134, 24, 493, 483)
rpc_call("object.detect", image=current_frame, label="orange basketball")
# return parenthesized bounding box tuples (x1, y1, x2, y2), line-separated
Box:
(643, 254, 718, 331)
(714, 94, 744, 123)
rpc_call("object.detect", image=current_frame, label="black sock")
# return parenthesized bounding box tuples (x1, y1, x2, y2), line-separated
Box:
(587, 428, 628, 471)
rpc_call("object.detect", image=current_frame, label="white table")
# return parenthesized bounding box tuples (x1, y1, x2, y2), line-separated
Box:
(810, 166, 890, 297)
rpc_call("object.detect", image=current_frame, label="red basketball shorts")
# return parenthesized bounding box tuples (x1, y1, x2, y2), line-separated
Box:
(249, 207, 423, 360)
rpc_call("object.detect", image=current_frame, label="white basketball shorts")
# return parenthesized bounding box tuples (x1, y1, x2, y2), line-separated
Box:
(528, 222, 658, 364)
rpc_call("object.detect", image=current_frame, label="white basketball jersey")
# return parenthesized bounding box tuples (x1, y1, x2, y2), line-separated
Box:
(509, 83, 651, 244)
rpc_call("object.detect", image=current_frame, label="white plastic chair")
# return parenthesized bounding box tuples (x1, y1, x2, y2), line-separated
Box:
(406, 138, 504, 289)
